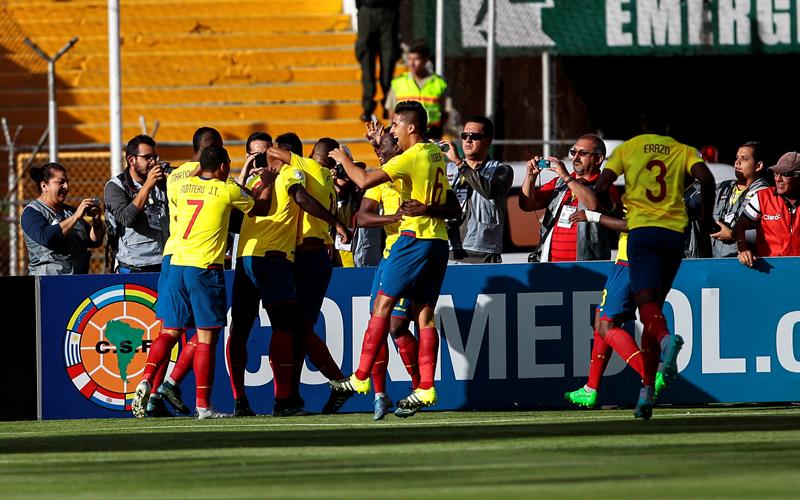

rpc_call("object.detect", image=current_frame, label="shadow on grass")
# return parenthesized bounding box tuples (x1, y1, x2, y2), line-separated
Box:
(2, 409, 798, 455)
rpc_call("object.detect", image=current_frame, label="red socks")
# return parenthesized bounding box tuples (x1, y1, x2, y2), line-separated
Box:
(604, 327, 646, 380)
(417, 327, 439, 390)
(587, 331, 612, 390)
(638, 302, 669, 386)
(394, 330, 420, 390)
(269, 329, 295, 399)
(371, 340, 389, 394)
(355, 315, 389, 380)
(194, 342, 214, 409)
(303, 331, 345, 381)
(168, 338, 196, 386)
(142, 332, 179, 384)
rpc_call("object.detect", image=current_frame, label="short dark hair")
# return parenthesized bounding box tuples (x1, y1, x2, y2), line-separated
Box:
(409, 40, 431, 59)
(199, 145, 230, 171)
(395, 101, 428, 135)
(124, 134, 156, 159)
(192, 127, 223, 153)
(314, 137, 340, 155)
(463, 115, 494, 140)
(246, 132, 273, 154)
(275, 132, 303, 156)
(577, 133, 606, 157)
(740, 141, 763, 164)
(29, 162, 67, 191)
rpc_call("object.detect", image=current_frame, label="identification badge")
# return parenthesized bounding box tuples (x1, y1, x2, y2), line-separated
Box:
(723, 212, 735, 225)
(557, 205, 577, 228)
(334, 230, 353, 252)
(145, 205, 163, 231)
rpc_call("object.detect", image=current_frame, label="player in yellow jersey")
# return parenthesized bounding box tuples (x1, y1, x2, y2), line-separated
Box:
(595, 109, 716, 420)
(133, 145, 270, 420)
(265, 134, 353, 416)
(328, 101, 461, 417)
(137, 127, 223, 419)
(357, 132, 420, 419)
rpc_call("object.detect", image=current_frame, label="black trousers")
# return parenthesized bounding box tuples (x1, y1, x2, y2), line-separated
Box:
(356, 5, 400, 115)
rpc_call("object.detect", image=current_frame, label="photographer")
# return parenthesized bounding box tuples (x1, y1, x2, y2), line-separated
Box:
(21, 162, 105, 275)
(104, 134, 170, 273)
(519, 134, 616, 262)
(440, 116, 513, 263)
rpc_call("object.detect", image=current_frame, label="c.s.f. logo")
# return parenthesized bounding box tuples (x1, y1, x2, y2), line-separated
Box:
(63, 284, 174, 411)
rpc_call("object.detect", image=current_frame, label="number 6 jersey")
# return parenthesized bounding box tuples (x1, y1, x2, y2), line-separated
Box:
(605, 134, 704, 233)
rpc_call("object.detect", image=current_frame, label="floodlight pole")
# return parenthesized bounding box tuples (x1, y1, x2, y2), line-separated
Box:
(23, 37, 79, 163)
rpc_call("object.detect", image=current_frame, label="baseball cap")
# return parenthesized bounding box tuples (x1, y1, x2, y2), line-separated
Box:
(770, 152, 800, 174)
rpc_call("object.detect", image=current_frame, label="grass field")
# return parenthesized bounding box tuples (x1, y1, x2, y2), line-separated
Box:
(2, 406, 800, 498)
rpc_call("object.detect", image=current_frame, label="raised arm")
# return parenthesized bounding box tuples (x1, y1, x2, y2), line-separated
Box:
(329, 147, 391, 190)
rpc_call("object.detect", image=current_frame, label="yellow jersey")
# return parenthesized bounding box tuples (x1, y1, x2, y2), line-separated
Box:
(237, 164, 306, 262)
(363, 180, 403, 258)
(605, 134, 703, 233)
(170, 177, 254, 268)
(163, 161, 199, 256)
(381, 142, 449, 240)
(616, 232, 628, 263)
(292, 154, 335, 245)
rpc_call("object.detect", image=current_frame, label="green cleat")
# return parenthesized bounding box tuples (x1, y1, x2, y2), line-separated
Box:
(654, 372, 666, 400)
(329, 373, 370, 395)
(661, 334, 684, 383)
(156, 380, 190, 415)
(394, 387, 437, 418)
(373, 395, 393, 421)
(564, 387, 598, 408)
(145, 394, 173, 418)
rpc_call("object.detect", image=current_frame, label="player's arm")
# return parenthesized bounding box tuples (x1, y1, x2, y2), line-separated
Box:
(569, 210, 629, 233)
(402, 189, 461, 219)
(690, 161, 718, 234)
(357, 197, 401, 228)
(288, 184, 351, 243)
(328, 147, 391, 190)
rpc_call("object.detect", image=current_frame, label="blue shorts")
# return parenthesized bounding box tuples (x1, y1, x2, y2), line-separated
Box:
(379, 235, 449, 306)
(155, 255, 194, 328)
(233, 256, 297, 311)
(294, 248, 332, 324)
(162, 265, 227, 330)
(596, 261, 635, 323)
(370, 257, 411, 320)
(627, 226, 684, 296)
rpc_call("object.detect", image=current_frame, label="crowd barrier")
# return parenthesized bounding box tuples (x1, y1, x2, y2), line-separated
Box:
(27, 258, 800, 420)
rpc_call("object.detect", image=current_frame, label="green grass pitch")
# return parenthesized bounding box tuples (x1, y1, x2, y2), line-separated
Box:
(2, 406, 800, 498)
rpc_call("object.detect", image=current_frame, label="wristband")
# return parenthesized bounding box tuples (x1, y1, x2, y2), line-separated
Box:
(585, 210, 601, 223)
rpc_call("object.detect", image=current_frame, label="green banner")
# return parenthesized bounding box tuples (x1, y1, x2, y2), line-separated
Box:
(435, 0, 800, 56)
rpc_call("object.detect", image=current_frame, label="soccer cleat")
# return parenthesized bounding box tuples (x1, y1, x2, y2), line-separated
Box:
(234, 398, 256, 417)
(196, 407, 229, 420)
(373, 395, 393, 421)
(634, 386, 654, 420)
(654, 372, 666, 399)
(131, 380, 151, 419)
(394, 387, 437, 418)
(564, 387, 598, 409)
(156, 380, 190, 415)
(661, 334, 685, 383)
(329, 373, 370, 395)
(145, 394, 173, 418)
(272, 397, 309, 417)
(321, 386, 355, 414)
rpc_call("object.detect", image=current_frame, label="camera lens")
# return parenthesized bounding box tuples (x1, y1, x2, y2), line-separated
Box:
(254, 152, 268, 169)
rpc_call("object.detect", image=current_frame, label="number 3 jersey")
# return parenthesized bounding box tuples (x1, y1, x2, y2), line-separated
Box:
(170, 176, 254, 268)
(605, 133, 704, 233)
(381, 141, 450, 240)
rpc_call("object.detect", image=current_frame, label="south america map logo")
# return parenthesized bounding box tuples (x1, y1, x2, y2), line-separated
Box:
(63, 284, 175, 411)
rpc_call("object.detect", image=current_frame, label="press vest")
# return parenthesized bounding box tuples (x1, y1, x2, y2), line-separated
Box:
(390, 73, 447, 127)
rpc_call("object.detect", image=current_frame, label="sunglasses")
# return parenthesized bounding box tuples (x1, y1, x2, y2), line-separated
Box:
(775, 170, 800, 178)
(569, 149, 597, 158)
(461, 132, 484, 141)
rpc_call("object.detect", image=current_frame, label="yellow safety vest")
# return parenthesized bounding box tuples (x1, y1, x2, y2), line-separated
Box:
(390, 72, 447, 127)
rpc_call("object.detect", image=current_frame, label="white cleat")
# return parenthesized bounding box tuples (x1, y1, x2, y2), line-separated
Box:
(196, 407, 229, 420)
(131, 380, 152, 419)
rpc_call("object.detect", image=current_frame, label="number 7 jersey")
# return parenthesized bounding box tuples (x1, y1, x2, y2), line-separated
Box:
(381, 141, 450, 240)
(605, 133, 704, 233)
(170, 176, 255, 268)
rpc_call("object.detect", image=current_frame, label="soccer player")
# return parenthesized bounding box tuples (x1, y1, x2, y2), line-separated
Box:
(328, 100, 460, 417)
(266, 134, 352, 415)
(563, 210, 667, 408)
(594, 109, 716, 419)
(135, 127, 222, 418)
(133, 145, 269, 420)
(357, 132, 420, 420)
